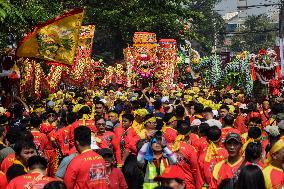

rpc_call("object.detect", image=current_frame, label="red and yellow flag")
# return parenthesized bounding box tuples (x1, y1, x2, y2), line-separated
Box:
(16, 8, 84, 66)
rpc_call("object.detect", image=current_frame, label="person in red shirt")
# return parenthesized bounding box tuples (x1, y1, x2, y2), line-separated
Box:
(220, 115, 241, 147)
(171, 120, 203, 189)
(64, 126, 108, 189)
(199, 126, 228, 188)
(70, 106, 97, 138)
(234, 104, 248, 134)
(29, 113, 50, 157)
(49, 112, 77, 156)
(0, 153, 15, 173)
(0, 171, 7, 189)
(6, 139, 37, 182)
(121, 114, 138, 164)
(6, 155, 56, 189)
(211, 133, 244, 189)
(162, 113, 178, 145)
(260, 100, 273, 128)
(185, 101, 195, 124)
(95, 117, 122, 166)
(195, 123, 210, 154)
(97, 148, 127, 189)
(39, 111, 57, 135)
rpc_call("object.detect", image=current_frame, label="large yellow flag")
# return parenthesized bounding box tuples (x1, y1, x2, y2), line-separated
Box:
(16, 8, 84, 66)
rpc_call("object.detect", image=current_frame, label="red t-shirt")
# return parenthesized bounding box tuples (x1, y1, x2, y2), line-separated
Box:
(0, 171, 7, 189)
(108, 168, 128, 189)
(64, 149, 108, 189)
(196, 137, 208, 155)
(163, 127, 178, 144)
(124, 127, 140, 154)
(175, 142, 203, 189)
(199, 146, 228, 185)
(263, 165, 284, 189)
(71, 120, 97, 133)
(234, 114, 248, 134)
(39, 122, 55, 134)
(49, 126, 71, 156)
(69, 120, 97, 147)
(31, 130, 50, 156)
(97, 131, 122, 165)
(0, 153, 15, 173)
(6, 172, 55, 189)
(211, 157, 244, 189)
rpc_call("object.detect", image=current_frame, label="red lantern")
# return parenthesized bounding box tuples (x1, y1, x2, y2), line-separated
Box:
(185, 66, 191, 73)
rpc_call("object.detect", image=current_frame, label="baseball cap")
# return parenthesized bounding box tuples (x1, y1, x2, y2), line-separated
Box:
(277, 120, 284, 130)
(191, 119, 201, 126)
(161, 96, 170, 103)
(105, 121, 113, 130)
(239, 104, 248, 110)
(154, 165, 186, 181)
(205, 119, 222, 129)
(225, 133, 242, 144)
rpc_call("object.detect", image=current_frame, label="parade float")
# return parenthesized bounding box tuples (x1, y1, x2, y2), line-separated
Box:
(124, 32, 159, 87)
(2, 8, 282, 98)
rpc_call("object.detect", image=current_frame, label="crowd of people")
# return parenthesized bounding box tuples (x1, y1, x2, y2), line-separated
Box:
(0, 83, 283, 189)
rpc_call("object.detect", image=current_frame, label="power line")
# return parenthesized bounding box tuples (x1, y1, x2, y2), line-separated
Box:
(237, 3, 281, 9)
(220, 28, 279, 35)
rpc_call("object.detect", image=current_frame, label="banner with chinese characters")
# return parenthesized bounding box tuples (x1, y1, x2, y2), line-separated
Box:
(16, 9, 84, 66)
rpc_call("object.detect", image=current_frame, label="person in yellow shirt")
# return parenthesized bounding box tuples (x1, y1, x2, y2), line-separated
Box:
(262, 139, 284, 189)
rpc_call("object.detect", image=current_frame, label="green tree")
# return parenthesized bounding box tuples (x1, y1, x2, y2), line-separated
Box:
(231, 14, 277, 53)
(0, 0, 223, 61)
(187, 0, 225, 54)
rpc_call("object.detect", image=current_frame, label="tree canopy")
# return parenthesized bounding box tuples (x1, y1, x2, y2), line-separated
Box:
(0, 0, 223, 62)
(230, 14, 278, 53)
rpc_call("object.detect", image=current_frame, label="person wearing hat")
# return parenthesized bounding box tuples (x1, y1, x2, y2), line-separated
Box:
(154, 165, 186, 189)
(211, 133, 244, 188)
(262, 139, 284, 189)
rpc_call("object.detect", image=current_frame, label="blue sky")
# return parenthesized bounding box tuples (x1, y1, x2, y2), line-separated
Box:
(215, 0, 280, 16)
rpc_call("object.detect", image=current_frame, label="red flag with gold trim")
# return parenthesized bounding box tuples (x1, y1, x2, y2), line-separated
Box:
(16, 8, 84, 66)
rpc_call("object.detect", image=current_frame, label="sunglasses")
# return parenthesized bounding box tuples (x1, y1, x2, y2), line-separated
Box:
(48, 113, 56, 117)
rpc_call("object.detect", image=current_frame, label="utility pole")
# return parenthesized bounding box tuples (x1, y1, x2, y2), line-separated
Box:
(279, 0, 284, 76)
(280, 0, 284, 38)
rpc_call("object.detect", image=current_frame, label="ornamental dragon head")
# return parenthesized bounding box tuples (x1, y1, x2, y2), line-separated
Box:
(250, 48, 280, 85)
